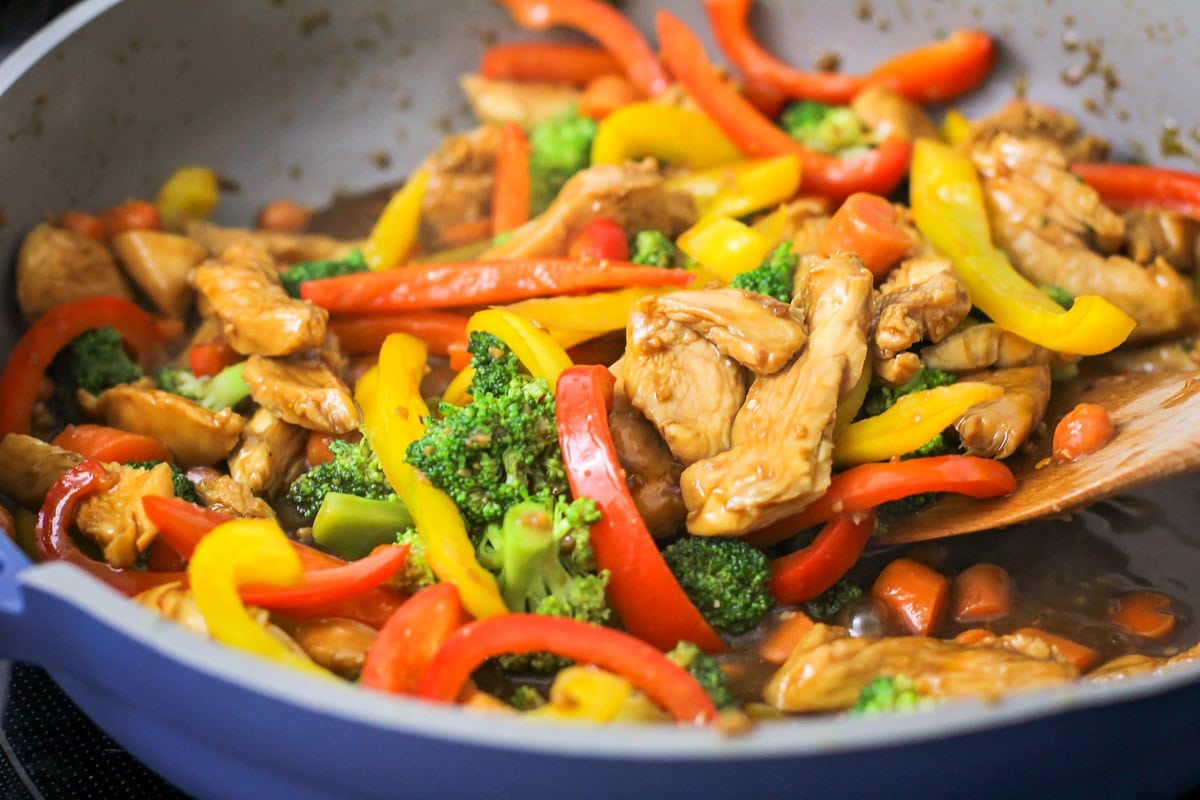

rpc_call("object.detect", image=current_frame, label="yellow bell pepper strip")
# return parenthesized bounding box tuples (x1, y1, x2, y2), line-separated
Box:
(526, 665, 633, 723)
(677, 216, 771, 283)
(591, 102, 744, 168)
(466, 309, 573, 386)
(356, 335, 507, 618)
(361, 169, 429, 271)
(156, 166, 219, 229)
(833, 382, 1003, 467)
(441, 366, 476, 408)
(832, 360, 872, 437)
(501, 287, 659, 337)
(665, 155, 801, 221)
(910, 139, 1136, 355)
(188, 518, 332, 678)
(941, 108, 972, 147)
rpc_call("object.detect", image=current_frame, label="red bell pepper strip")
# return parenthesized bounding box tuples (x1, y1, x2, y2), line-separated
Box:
(705, 0, 993, 105)
(745, 455, 1016, 549)
(329, 311, 468, 356)
(480, 42, 621, 86)
(360, 583, 470, 695)
(496, 0, 669, 97)
(1071, 162, 1200, 222)
(38, 461, 184, 596)
(768, 512, 875, 606)
(567, 217, 630, 261)
(239, 544, 409, 610)
(657, 10, 912, 201)
(0, 296, 179, 438)
(141, 496, 407, 628)
(555, 365, 724, 653)
(301, 258, 694, 314)
(52, 424, 175, 465)
(417, 614, 719, 724)
(189, 341, 239, 378)
(493, 122, 532, 237)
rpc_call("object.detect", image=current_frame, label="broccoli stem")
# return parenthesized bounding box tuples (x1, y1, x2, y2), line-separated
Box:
(312, 492, 414, 560)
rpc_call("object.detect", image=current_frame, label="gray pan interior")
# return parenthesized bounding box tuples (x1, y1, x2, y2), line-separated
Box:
(2, 0, 1200, 794)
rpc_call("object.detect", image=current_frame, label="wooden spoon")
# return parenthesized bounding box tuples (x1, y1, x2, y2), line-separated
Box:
(877, 368, 1200, 546)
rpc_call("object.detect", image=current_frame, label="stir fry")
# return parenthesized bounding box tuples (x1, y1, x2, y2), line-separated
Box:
(4, 0, 1200, 727)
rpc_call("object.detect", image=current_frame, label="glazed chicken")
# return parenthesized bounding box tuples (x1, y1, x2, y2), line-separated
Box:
(241, 355, 359, 435)
(416, 123, 501, 241)
(0, 433, 84, 511)
(75, 462, 175, 568)
(871, 256, 972, 385)
(86, 386, 245, 468)
(954, 366, 1052, 459)
(967, 100, 1109, 164)
(16, 223, 132, 320)
(920, 323, 1055, 373)
(1121, 207, 1200, 273)
(459, 76, 580, 129)
(227, 407, 308, 496)
(182, 218, 359, 264)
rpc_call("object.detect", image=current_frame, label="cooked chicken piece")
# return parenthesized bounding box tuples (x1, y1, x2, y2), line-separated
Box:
(968, 100, 1109, 164)
(110, 230, 205, 318)
(482, 160, 696, 259)
(608, 387, 686, 539)
(1087, 639, 1200, 683)
(1092, 340, 1200, 374)
(194, 474, 274, 519)
(289, 618, 377, 679)
(415, 122, 500, 240)
(954, 365, 1052, 459)
(871, 256, 972, 385)
(682, 255, 872, 536)
(228, 407, 309, 496)
(763, 623, 1077, 713)
(973, 135, 1198, 340)
(75, 463, 175, 567)
(90, 386, 244, 467)
(241, 356, 359, 434)
(920, 323, 1055, 372)
(0, 434, 84, 511)
(850, 85, 937, 142)
(191, 244, 329, 357)
(16, 223, 132, 320)
(460, 74, 580, 128)
(1121, 207, 1200, 272)
(182, 218, 359, 264)
(624, 289, 807, 464)
(753, 198, 832, 255)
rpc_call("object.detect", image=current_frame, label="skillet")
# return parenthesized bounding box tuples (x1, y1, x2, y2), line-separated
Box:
(2, 1, 1200, 797)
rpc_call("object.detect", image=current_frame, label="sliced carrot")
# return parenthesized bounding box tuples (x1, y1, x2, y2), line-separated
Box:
(434, 219, 495, 249)
(817, 192, 911, 278)
(188, 341, 239, 378)
(100, 200, 161, 235)
(870, 557, 949, 636)
(1109, 591, 1176, 641)
(57, 210, 108, 241)
(953, 628, 993, 645)
(258, 199, 311, 233)
(578, 73, 641, 120)
(951, 563, 1015, 624)
(329, 311, 468, 356)
(492, 122, 531, 237)
(1013, 627, 1100, 672)
(1053, 402, 1115, 464)
(480, 42, 622, 86)
(52, 424, 174, 465)
(758, 610, 815, 664)
(447, 340, 471, 372)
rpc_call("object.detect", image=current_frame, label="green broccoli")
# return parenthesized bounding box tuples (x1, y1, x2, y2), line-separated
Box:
(906, 432, 953, 459)
(861, 367, 958, 418)
(803, 579, 864, 621)
(394, 528, 437, 594)
(286, 437, 396, 519)
(667, 641, 734, 709)
(405, 335, 568, 534)
(780, 100, 870, 155)
(1041, 285, 1073, 309)
(157, 362, 250, 412)
(279, 249, 367, 298)
(661, 536, 772, 636)
(47, 326, 143, 422)
(850, 674, 921, 715)
(730, 242, 798, 303)
(629, 230, 678, 268)
(508, 685, 546, 711)
(529, 107, 598, 213)
(125, 460, 199, 504)
(875, 492, 939, 526)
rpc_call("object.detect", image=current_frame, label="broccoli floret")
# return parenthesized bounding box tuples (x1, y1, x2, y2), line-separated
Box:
(508, 685, 547, 711)
(1041, 285, 1073, 309)
(803, 580, 864, 621)
(157, 362, 250, 412)
(48, 326, 143, 421)
(661, 536, 771, 635)
(850, 674, 920, 715)
(780, 100, 869, 155)
(906, 433, 953, 459)
(279, 249, 367, 298)
(861, 367, 958, 418)
(667, 641, 734, 709)
(406, 337, 568, 534)
(529, 107, 597, 213)
(730, 242, 798, 303)
(394, 528, 437, 594)
(876, 492, 939, 525)
(466, 330, 523, 399)
(286, 437, 396, 519)
(125, 460, 199, 504)
(629, 230, 677, 268)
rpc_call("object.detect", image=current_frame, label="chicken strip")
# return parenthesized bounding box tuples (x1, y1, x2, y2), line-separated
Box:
(459, 75, 580, 129)
(0, 434, 84, 511)
(89, 386, 244, 468)
(191, 244, 329, 357)
(1121, 207, 1200, 273)
(954, 365, 1052, 459)
(76, 463, 175, 568)
(241, 356, 360, 434)
(193, 474, 275, 519)
(871, 256, 972, 385)
(183, 218, 359, 264)
(681, 256, 872, 536)
(967, 100, 1109, 164)
(416, 122, 501, 240)
(920, 323, 1054, 373)
(608, 384, 687, 539)
(850, 85, 937, 143)
(16, 223, 132, 320)
(228, 407, 309, 496)
(482, 160, 696, 260)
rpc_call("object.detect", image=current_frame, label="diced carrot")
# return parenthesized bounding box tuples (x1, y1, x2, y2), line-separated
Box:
(492, 122, 531, 237)
(1053, 402, 1115, 463)
(817, 192, 911, 278)
(953, 628, 993, 645)
(100, 200, 161, 235)
(1109, 591, 1176, 641)
(188, 341, 239, 378)
(434, 219, 494, 248)
(870, 557, 949, 636)
(1013, 627, 1100, 672)
(52, 424, 174, 465)
(329, 311, 469, 357)
(57, 210, 109, 241)
(578, 73, 641, 119)
(306, 431, 360, 467)
(951, 563, 1015, 623)
(758, 611, 815, 664)
(258, 199, 311, 233)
